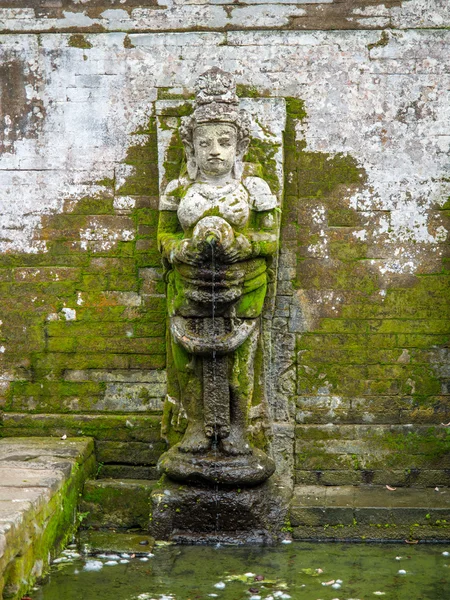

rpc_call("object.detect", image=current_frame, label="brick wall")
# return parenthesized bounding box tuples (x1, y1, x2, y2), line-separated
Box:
(0, 2, 449, 483)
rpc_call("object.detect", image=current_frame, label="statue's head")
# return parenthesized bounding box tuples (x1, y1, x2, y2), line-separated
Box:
(180, 67, 251, 180)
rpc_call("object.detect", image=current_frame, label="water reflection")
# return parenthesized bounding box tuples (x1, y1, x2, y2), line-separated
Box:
(35, 542, 450, 600)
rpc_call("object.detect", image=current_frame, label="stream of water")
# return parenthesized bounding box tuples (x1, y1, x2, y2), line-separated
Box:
(209, 240, 221, 535)
(34, 542, 450, 600)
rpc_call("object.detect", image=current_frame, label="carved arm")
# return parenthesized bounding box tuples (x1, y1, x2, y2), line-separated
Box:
(246, 208, 279, 258)
(157, 210, 184, 263)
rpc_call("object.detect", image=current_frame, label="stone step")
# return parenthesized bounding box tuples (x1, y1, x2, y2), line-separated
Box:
(79, 478, 159, 530)
(295, 468, 450, 487)
(2, 414, 166, 479)
(289, 485, 450, 542)
(0, 437, 95, 600)
(99, 464, 159, 480)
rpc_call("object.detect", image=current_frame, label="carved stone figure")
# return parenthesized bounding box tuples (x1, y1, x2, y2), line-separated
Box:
(157, 67, 279, 485)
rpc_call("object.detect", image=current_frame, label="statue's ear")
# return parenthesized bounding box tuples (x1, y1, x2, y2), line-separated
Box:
(184, 142, 198, 180)
(234, 137, 250, 179)
(237, 137, 250, 159)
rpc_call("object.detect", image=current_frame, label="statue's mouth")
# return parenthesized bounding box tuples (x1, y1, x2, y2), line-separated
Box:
(208, 157, 223, 162)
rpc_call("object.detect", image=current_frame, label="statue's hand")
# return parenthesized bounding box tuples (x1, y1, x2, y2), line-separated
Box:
(221, 233, 252, 264)
(172, 238, 202, 266)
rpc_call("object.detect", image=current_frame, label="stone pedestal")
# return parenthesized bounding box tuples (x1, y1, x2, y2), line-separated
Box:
(158, 444, 275, 486)
(149, 475, 290, 544)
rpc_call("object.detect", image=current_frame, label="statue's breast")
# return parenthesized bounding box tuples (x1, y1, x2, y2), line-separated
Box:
(178, 184, 250, 231)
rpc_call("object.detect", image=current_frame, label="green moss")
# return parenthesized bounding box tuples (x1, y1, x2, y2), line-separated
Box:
(69, 196, 114, 214)
(157, 88, 195, 100)
(281, 517, 294, 533)
(0, 106, 168, 428)
(163, 128, 187, 184)
(245, 138, 281, 195)
(367, 31, 389, 52)
(159, 102, 194, 118)
(285, 97, 308, 120)
(2, 414, 163, 442)
(80, 480, 157, 530)
(96, 176, 115, 189)
(168, 184, 188, 199)
(68, 34, 92, 49)
(117, 118, 159, 197)
(236, 84, 270, 98)
(284, 96, 364, 203)
(377, 428, 450, 463)
(123, 35, 135, 48)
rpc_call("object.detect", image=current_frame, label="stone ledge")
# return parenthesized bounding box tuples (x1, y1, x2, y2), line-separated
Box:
(295, 468, 450, 488)
(289, 485, 450, 541)
(0, 437, 95, 600)
(0, 2, 449, 33)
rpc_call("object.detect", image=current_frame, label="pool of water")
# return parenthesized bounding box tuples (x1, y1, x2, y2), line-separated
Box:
(34, 542, 450, 600)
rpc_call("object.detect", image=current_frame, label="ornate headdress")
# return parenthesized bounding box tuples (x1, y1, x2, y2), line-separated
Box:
(180, 67, 251, 180)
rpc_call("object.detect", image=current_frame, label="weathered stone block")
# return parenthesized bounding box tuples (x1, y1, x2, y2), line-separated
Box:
(95, 440, 167, 465)
(150, 476, 290, 544)
(1, 413, 163, 443)
(0, 438, 95, 600)
(80, 479, 158, 529)
(99, 465, 158, 480)
(289, 484, 450, 541)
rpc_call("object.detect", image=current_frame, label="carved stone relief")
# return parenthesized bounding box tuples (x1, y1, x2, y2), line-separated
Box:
(156, 68, 285, 486)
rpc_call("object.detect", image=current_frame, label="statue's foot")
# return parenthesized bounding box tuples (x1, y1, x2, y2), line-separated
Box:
(204, 423, 230, 440)
(220, 431, 252, 456)
(179, 426, 211, 454)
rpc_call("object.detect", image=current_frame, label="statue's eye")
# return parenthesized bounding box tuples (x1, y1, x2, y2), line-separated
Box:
(199, 140, 209, 147)
(219, 138, 231, 146)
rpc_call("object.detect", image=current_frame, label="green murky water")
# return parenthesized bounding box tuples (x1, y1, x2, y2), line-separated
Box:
(35, 543, 450, 600)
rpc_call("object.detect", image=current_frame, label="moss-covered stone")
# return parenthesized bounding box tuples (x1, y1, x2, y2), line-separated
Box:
(282, 94, 449, 461)
(68, 34, 92, 49)
(95, 440, 167, 465)
(2, 414, 163, 442)
(289, 484, 450, 541)
(294, 424, 450, 474)
(0, 112, 168, 449)
(0, 438, 95, 600)
(80, 478, 158, 529)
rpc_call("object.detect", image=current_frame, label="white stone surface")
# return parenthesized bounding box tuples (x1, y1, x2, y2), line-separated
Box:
(0, 29, 448, 274)
(0, 1, 449, 32)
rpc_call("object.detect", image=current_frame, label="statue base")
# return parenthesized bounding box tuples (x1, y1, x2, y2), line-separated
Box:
(149, 475, 290, 544)
(158, 444, 275, 486)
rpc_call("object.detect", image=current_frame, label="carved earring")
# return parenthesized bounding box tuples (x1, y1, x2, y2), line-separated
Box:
(233, 158, 243, 180)
(187, 157, 198, 180)
(185, 143, 198, 180)
(233, 138, 249, 180)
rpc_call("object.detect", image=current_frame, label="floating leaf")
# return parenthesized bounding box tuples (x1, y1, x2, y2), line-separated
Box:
(300, 568, 319, 577)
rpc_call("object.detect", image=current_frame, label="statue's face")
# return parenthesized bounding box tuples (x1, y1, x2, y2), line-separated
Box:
(193, 123, 237, 178)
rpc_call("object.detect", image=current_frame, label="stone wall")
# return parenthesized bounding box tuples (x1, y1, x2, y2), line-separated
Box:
(0, 1, 449, 484)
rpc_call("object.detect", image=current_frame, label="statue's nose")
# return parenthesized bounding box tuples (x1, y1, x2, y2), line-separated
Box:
(210, 140, 221, 156)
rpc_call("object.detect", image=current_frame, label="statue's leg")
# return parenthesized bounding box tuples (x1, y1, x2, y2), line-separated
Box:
(172, 338, 211, 454)
(202, 317, 231, 440)
(221, 323, 259, 456)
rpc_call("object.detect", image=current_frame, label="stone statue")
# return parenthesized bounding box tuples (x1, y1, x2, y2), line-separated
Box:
(157, 67, 279, 486)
